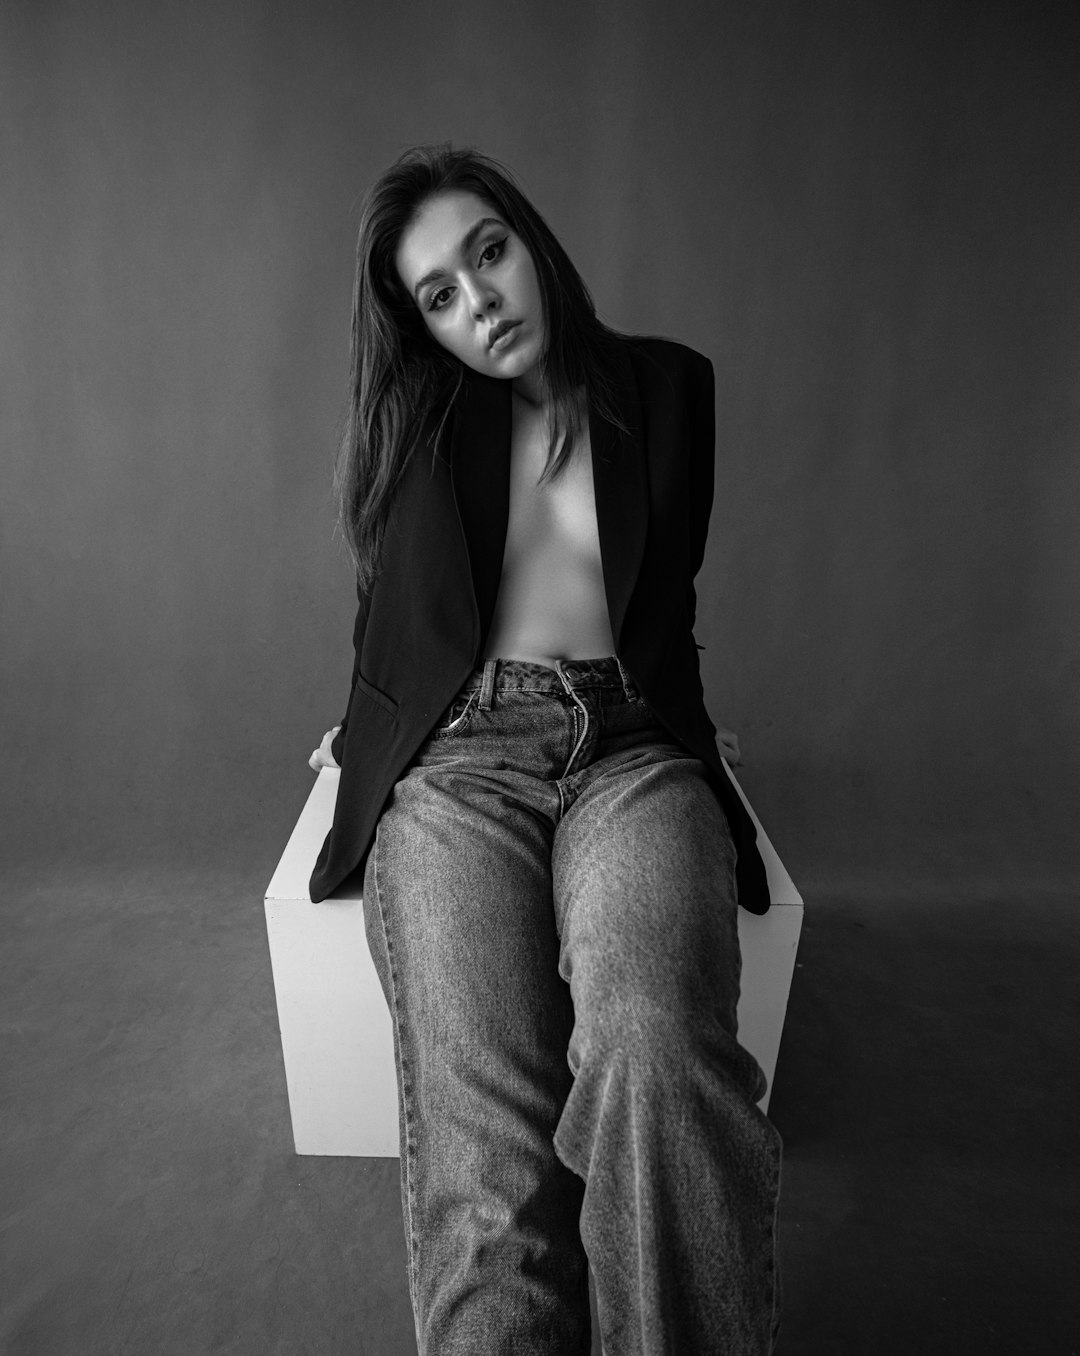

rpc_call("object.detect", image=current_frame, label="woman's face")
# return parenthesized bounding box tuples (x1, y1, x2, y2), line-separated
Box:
(394, 190, 545, 385)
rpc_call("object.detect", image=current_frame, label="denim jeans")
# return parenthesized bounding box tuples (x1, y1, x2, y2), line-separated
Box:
(362, 657, 782, 1355)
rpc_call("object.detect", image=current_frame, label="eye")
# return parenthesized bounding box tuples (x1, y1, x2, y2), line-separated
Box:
(479, 237, 507, 266)
(426, 285, 454, 313)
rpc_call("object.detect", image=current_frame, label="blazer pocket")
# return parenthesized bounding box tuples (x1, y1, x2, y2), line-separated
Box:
(354, 673, 399, 718)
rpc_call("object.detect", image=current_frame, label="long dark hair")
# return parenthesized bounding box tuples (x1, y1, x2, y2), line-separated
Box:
(336, 143, 625, 590)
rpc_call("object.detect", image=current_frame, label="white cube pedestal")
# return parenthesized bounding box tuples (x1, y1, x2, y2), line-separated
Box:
(265, 765, 803, 1157)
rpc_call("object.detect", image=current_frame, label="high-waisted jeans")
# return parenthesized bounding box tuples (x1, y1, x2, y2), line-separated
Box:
(362, 657, 782, 1355)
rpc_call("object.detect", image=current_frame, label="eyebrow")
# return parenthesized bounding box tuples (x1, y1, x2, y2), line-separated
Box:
(411, 216, 505, 302)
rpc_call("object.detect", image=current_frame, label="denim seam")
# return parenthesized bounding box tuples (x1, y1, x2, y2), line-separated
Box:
(371, 834, 422, 1328)
(767, 1149, 783, 1352)
(613, 653, 637, 702)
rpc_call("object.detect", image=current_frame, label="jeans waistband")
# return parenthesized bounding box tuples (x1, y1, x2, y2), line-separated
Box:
(460, 656, 639, 707)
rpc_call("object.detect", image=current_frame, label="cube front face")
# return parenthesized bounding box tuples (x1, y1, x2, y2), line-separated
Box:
(265, 894, 801, 1157)
(265, 770, 802, 1157)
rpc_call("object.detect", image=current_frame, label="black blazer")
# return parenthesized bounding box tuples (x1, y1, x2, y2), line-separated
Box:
(310, 335, 770, 914)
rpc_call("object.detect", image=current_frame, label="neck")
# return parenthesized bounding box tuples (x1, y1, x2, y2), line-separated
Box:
(511, 367, 547, 409)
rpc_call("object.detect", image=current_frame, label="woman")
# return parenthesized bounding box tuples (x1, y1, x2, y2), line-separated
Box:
(308, 145, 781, 1355)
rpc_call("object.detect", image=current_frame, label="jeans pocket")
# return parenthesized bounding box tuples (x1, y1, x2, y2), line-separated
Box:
(433, 689, 479, 739)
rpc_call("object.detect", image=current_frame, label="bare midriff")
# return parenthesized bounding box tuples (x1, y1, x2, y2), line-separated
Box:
(483, 392, 615, 668)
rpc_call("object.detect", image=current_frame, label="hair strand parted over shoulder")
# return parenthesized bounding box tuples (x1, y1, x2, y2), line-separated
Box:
(335, 143, 626, 591)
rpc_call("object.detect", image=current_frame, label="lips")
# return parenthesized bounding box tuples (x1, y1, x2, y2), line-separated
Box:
(488, 319, 521, 350)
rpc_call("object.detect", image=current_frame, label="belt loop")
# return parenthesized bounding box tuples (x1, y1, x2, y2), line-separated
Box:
(479, 658, 498, 710)
(614, 654, 636, 702)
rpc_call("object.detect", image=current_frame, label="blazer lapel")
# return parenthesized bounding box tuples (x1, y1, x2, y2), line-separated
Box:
(449, 371, 513, 650)
(590, 340, 648, 650)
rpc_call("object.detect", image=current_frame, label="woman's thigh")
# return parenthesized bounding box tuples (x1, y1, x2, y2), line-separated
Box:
(364, 757, 577, 1131)
(551, 746, 765, 1098)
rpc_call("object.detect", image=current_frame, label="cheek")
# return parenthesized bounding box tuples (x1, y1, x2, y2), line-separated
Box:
(523, 262, 544, 322)
(423, 314, 466, 358)
(526, 280, 545, 343)
(423, 315, 491, 374)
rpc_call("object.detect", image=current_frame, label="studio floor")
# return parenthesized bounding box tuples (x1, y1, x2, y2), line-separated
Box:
(2, 853, 1077, 1355)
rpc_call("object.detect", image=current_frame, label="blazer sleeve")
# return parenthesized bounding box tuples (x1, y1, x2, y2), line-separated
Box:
(329, 577, 372, 765)
(687, 354, 716, 635)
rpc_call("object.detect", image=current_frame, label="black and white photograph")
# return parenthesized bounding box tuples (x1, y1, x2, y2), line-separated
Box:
(2, 2, 1078, 1352)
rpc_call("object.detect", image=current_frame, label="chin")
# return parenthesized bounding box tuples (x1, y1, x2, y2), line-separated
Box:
(491, 354, 534, 380)
(496, 340, 544, 381)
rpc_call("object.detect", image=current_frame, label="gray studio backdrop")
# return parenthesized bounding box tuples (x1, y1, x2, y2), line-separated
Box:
(3, 0, 1078, 897)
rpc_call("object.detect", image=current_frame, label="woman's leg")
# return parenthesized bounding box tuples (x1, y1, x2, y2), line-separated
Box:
(551, 741, 782, 1355)
(363, 751, 591, 1356)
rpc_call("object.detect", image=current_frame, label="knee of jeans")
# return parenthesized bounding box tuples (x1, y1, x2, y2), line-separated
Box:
(571, 991, 757, 1094)
(572, 1003, 716, 1084)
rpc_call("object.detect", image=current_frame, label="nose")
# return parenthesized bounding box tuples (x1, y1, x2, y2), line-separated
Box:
(464, 275, 499, 320)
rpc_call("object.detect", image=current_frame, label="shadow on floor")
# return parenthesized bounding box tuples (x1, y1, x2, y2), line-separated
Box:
(1, 863, 1077, 1354)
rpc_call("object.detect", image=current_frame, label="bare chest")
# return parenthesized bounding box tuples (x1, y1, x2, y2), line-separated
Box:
(503, 401, 601, 560)
(483, 396, 613, 664)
